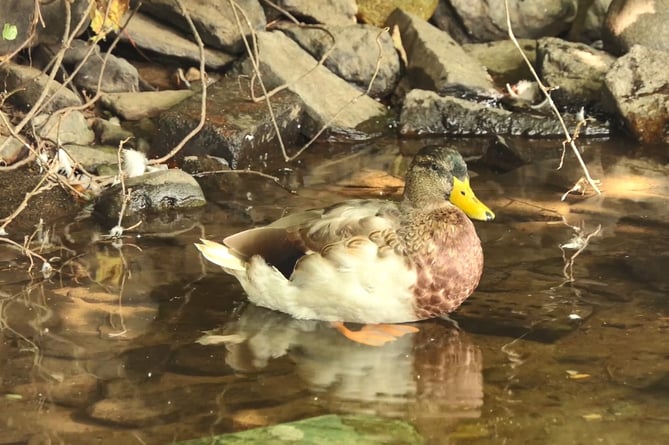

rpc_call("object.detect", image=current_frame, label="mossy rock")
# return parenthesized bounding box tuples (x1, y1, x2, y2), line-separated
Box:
(358, 0, 438, 27)
(174, 414, 425, 445)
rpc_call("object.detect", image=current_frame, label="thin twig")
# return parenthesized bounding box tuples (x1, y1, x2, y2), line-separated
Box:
(192, 168, 297, 194)
(148, 0, 207, 165)
(503, 0, 601, 196)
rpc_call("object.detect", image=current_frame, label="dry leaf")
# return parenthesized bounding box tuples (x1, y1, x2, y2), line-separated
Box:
(90, 0, 130, 39)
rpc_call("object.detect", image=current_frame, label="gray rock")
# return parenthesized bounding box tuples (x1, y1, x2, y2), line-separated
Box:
(63, 144, 120, 174)
(567, 0, 613, 43)
(537, 37, 615, 108)
(121, 13, 236, 69)
(463, 39, 536, 84)
(94, 169, 206, 221)
(151, 76, 303, 169)
(139, 0, 266, 54)
(60, 40, 140, 93)
(386, 9, 497, 97)
(449, 0, 578, 41)
(278, 23, 400, 98)
(604, 45, 669, 143)
(603, 0, 669, 55)
(399, 89, 610, 137)
(0, 62, 83, 113)
(100, 90, 194, 121)
(272, 0, 357, 26)
(32, 111, 95, 145)
(240, 31, 387, 138)
(0, 0, 90, 55)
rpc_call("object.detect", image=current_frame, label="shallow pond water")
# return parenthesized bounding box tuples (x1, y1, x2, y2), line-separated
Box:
(1, 137, 669, 444)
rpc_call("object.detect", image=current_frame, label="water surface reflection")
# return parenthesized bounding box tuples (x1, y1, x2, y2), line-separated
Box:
(1, 139, 669, 444)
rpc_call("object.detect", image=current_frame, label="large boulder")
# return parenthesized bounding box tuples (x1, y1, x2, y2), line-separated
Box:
(604, 45, 669, 143)
(603, 0, 669, 55)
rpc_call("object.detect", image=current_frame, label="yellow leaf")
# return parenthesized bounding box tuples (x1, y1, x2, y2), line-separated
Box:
(90, 0, 130, 38)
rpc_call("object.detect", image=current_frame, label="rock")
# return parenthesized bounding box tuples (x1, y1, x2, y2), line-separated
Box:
(63, 145, 120, 174)
(0, 135, 25, 165)
(448, 0, 578, 41)
(100, 90, 194, 121)
(603, 45, 669, 143)
(386, 9, 497, 98)
(32, 111, 95, 145)
(603, 0, 669, 55)
(36, 0, 91, 45)
(94, 169, 206, 222)
(59, 39, 140, 93)
(0, 0, 90, 55)
(278, 23, 400, 97)
(567, 0, 613, 43)
(173, 414, 426, 445)
(93, 118, 136, 146)
(0, 62, 83, 113)
(0, 165, 80, 236)
(122, 13, 236, 70)
(151, 76, 303, 168)
(463, 39, 536, 84)
(427, 0, 470, 43)
(272, 0, 357, 26)
(139, 0, 266, 54)
(12, 374, 99, 408)
(240, 31, 388, 139)
(358, 0, 438, 27)
(399, 89, 610, 137)
(537, 37, 615, 108)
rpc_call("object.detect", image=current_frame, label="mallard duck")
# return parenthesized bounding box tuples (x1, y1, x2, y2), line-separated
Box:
(195, 145, 494, 345)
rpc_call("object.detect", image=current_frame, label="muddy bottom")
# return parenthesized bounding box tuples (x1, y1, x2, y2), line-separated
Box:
(1, 137, 669, 444)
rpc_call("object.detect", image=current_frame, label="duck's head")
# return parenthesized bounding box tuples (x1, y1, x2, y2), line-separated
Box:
(404, 145, 495, 221)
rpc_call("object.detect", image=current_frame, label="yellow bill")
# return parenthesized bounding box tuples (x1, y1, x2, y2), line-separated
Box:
(449, 177, 495, 221)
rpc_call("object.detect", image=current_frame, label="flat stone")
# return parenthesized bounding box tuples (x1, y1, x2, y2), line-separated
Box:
(386, 9, 496, 97)
(151, 76, 303, 168)
(399, 89, 610, 137)
(121, 13, 236, 69)
(62, 144, 119, 173)
(100, 90, 194, 121)
(241, 31, 388, 139)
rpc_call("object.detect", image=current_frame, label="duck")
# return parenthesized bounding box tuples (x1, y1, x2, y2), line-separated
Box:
(195, 145, 495, 346)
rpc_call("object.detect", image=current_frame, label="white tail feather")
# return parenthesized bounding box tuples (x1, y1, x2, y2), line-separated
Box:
(195, 239, 246, 271)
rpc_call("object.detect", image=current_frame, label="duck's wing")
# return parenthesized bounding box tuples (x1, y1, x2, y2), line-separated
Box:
(223, 199, 402, 275)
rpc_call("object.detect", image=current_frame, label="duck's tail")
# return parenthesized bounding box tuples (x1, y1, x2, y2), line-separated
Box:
(195, 239, 246, 271)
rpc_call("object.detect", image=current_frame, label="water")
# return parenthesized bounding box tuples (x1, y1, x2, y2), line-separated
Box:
(1, 137, 669, 444)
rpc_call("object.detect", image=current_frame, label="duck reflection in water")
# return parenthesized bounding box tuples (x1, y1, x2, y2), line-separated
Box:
(200, 305, 483, 432)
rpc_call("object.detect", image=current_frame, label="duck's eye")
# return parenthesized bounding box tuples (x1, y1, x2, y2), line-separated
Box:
(428, 163, 444, 174)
